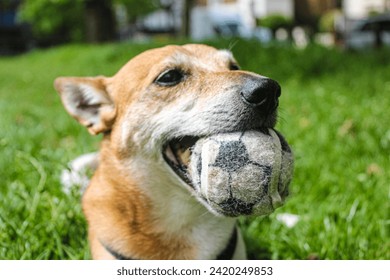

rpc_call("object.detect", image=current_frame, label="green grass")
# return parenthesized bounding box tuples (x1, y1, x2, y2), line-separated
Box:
(0, 40, 389, 260)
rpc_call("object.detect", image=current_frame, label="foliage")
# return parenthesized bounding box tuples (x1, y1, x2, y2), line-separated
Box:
(0, 40, 389, 259)
(116, 0, 159, 22)
(257, 14, 293, 31)
(318, 9, 341, 33)
(19, 0, 84, 41)
(19, 0, 158, 42)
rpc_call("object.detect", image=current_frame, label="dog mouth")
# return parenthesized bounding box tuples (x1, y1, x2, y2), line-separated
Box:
(162, 128, 275, 186)
(163, 136, 199, 187)
(162, 129, 294, 217)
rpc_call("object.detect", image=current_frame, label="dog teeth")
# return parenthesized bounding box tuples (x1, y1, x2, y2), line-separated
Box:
(165, 145, 179, 165)
(177, 148, 191, 167)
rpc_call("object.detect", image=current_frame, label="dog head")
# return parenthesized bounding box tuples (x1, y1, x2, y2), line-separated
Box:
(55, 44, 292, 217)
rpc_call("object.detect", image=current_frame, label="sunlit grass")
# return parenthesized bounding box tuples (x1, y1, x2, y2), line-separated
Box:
(0, 41, 389, 259)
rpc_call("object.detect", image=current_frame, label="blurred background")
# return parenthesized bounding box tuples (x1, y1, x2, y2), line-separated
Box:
(0, 0, 389, 260)
(1, 0, 390, 54)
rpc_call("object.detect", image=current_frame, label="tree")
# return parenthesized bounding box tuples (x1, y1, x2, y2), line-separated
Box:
(117, 0, 158, 24)
(180, 0, 194, 37)
(19, 0, 85, 44)
(84, 0, 116, 42)
(19, 0, 158, 44)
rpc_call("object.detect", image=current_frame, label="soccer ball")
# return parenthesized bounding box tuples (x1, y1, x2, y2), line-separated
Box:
(189, 129, 293, 217)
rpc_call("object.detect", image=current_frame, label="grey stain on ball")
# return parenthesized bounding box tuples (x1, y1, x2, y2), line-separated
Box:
(212, 140, 250, 172)
(210, 140, 272, 192)
(218, 197, 255, 216)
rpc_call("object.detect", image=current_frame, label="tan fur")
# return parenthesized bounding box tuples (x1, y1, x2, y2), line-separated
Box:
(55, 44, 278, 260)
(83, 142, 195, 259)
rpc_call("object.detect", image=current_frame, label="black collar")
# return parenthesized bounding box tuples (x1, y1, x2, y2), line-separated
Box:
(102, 227, 238, 260)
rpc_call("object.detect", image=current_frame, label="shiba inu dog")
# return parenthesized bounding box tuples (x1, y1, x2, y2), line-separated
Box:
(55, 44, 293, 260)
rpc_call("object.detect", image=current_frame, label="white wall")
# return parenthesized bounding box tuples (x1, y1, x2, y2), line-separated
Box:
(191, 0, 254, 39)
(190, 0, 294, 39)
(191, 6, 215, 40)
(343, 0, 387, 19)
(254, 0, 294, 18)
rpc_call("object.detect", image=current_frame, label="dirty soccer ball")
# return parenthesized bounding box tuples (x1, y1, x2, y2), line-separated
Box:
(189, 129, 293, 217)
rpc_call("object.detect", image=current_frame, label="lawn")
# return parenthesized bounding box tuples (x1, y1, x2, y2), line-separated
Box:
(0, 40, 389, 260)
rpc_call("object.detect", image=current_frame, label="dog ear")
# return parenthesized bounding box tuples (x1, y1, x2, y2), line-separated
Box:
(54, 76, 116, 135)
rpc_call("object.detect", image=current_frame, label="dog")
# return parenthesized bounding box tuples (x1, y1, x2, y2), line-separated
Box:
(54, 44, 292, 260)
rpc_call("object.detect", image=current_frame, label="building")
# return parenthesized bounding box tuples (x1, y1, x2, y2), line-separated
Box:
(191, 0, 293, 39)
(343, 0, 390, 19)
(137, 0, 294, 40)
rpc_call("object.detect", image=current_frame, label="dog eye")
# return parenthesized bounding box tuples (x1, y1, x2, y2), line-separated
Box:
(229, 63, 240, 71)
(155, 69, 184, 86)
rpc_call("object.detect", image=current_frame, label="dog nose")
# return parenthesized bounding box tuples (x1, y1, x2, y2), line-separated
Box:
(240, 77, 281, 111)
